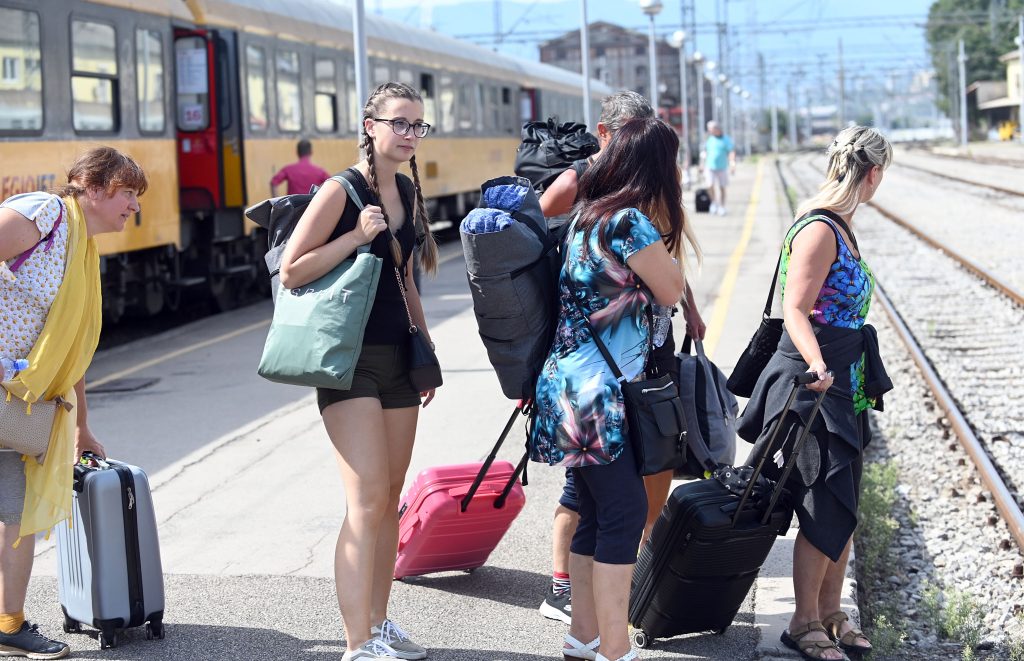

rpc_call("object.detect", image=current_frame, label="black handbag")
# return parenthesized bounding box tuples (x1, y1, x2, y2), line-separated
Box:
(391, 241, 443, 393)
(727, 210, 860, 398)
(582, 315, 687, 476)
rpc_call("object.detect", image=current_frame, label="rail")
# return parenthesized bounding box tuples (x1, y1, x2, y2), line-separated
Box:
(896, 161, 1024, 198)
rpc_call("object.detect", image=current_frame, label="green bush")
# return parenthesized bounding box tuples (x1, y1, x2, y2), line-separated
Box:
(857, 462, 901, 580)
(921, 584, 984, 659)
(866, 611, 908, 659)
(1008, 612, 1024, 661)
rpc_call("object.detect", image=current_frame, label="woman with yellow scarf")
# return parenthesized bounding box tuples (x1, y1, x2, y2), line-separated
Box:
(0, 147, 147, 659)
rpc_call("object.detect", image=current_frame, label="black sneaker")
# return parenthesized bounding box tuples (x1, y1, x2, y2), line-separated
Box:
(539, 585, 572, 624)
(0, 622, 70, 659)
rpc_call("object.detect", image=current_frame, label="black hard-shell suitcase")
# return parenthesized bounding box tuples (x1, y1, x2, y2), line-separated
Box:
(694, 188, 712, 213)
(628, 373, 828, 648)
(56, 455, 165, 649)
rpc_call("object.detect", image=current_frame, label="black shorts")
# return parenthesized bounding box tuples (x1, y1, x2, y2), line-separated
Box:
(316, 344, 421, 413)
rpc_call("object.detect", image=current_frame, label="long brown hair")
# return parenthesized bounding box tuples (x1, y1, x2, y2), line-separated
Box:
(55, 147, 148, 198)
(573, 117, 700, 268)
(360, 82, 439, 275)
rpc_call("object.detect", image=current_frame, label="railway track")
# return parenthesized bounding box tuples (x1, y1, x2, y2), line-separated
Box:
(895, 160, 1024, 198)
(778, 155, 1024, 552)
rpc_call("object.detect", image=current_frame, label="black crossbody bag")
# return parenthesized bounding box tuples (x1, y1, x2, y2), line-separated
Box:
(726, 209, 859, 398)
(580, 312, 687, 476)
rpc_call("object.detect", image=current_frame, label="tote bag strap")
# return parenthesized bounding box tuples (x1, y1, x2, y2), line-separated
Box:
(333, 173, 417, 333)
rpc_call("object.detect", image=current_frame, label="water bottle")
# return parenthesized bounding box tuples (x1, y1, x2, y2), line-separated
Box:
(652, 304, 674, 348)
(0, 358, 29, 381)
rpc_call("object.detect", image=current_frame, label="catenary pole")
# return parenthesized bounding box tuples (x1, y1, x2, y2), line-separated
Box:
(958, 39, 968, 147)
(1018, 15, 1023, 143)
(580, 0, 592, 128)
(353, 0, 368, 109)
(647, 15, 659, 110)
(838, 38, 845, 127)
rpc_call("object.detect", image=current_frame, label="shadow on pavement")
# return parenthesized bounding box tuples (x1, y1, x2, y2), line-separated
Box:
(62, 624, 340, 660)
(397, 565, 548, 609)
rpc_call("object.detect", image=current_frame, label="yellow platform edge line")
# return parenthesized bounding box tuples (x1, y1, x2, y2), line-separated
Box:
(702, 159, 765, 360)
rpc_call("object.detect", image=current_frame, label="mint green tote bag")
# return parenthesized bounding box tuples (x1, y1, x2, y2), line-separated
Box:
(258, 176, 382, 389)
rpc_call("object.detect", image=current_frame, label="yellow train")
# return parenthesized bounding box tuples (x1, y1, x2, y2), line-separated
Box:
(0, 0, 609, 320)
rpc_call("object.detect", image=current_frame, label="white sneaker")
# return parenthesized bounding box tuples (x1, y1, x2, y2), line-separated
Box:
(371, 619, 427, 660)
(717, 206, 727, 216)
(709, 202, 720, 214)
(342, 638, 396, 660)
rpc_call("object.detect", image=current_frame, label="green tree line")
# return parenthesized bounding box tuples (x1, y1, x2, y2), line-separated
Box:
(927, 0, 1024, 114)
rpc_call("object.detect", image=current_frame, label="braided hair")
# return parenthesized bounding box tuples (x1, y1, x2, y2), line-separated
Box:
(361, 82, 439, 274)
(796, 125, 893, 220)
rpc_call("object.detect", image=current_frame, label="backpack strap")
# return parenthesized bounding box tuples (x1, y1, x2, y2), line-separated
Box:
(9, 205, 64, 273)
(329, 174, 371, 256)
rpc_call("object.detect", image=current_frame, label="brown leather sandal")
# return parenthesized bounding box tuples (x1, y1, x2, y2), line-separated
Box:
(781, 621, 844, 660)
(822, 611, 872, 654)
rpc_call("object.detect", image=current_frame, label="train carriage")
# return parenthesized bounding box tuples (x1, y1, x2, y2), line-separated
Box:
(0, 0, 610, 321)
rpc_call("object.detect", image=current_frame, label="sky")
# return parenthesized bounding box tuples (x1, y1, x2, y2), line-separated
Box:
(361, 0, 937, 107)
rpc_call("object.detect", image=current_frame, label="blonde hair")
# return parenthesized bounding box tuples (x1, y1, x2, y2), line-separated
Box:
(360, 82, 439, 275)
(796, 126, 892, 219)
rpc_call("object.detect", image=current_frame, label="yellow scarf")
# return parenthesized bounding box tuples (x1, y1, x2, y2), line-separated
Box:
(5, 196, 101, 543)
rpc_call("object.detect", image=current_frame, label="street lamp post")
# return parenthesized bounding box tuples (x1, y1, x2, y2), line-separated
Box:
(705, 61, 716, 122)
(579, 0, 592, 128)
(693, 51, 705, 142)
(352, 0, 368, 107)
(1017, 16, 1023, 144)
(669, 31, 689, 169)
(640, 0, 664, 111)
(718, 73, 728, 125)
(958, 39, 968, 147)
(742, 90, 752, 156)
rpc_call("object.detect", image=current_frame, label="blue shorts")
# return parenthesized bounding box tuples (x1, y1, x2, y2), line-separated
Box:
(559, 469, 579, 512)
(569, 441, 647, 565)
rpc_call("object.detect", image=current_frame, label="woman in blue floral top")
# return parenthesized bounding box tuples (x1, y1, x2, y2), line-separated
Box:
(530, 117, 696, 661)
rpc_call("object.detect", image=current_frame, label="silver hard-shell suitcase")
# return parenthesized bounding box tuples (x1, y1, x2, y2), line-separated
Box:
(56, 456, 165, 649)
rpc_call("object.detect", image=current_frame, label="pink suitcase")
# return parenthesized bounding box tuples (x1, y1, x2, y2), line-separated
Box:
(394, 406, 528, 579)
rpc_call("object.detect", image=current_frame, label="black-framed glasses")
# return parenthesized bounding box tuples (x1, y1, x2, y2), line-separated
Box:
(372, 118, 431, 138)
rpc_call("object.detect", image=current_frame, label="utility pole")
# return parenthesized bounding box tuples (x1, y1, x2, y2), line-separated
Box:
(787, 81, 796, 148)
(353, 0, 368, 110)
(958, 39, 968, 147)
(771, 88, 779, 153)
(579, 0, 592, 129)
(1018, 15, 1023, 143)
(838, 38, 846, 127)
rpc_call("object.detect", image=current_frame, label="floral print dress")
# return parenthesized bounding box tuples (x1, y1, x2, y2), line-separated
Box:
(779, 214, 876, 413)
(530, 208, 662, 467)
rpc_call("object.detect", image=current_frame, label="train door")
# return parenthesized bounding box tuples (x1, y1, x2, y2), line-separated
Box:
(172, 28, 251, 308)
(173, 28, 244, 212)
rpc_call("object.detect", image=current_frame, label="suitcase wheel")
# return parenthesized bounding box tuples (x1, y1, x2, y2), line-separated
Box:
(146, 621, 166, 640)
(714, 627, 728, 635)
(631, 629, 651, 648)
(61, 616, 81, 635)
(98, 630, 118, 649)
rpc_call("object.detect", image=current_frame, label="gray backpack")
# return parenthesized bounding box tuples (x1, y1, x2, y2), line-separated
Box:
(675, 336, 739, 479)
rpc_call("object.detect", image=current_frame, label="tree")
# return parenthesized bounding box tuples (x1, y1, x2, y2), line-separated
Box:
(926, 0, 1023, 115)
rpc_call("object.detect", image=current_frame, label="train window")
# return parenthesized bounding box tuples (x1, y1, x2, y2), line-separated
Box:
(489, 86, 499, 133)
(345, 62, 358, 133)
(439, 75, 455, 134)
(245, 45, 268, 132)
(420, 73, 436, 128)
(136, 30, 165, 133)
(276, 50, 301, 132)
(373, 63, 390, 87)
(173, 36, 207, 131)
(397, 68, 414, 86)
(0, 8, 42, 133)
(457, 83, 473, 132)
(501, 86, 514, 134)
(314, 58, 337, 133)
(71, 20, 118, 133)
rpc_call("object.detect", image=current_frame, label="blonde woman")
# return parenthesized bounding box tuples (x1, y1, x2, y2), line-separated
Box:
(738, 126, 894, 660)
(279, 82, 439, 661)
(0, 147, 147, 660)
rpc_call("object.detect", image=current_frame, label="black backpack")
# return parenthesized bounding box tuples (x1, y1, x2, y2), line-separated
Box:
(245, 172, 423, 300)
(513, 118, 599, 193)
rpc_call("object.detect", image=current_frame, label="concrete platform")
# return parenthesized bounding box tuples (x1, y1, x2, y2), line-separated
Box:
(22, 156, 856, 660)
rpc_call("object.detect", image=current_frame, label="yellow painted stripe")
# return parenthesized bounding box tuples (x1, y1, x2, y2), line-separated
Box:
(89, 320, 271, 389)
(702, 159, 765, 359)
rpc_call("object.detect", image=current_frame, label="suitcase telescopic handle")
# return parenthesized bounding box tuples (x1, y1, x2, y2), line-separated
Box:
(460, 401, 530, 513)
(732, 372, 830, 528)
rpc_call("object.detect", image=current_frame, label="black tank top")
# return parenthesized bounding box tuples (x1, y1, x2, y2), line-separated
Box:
(329, 168, 416, 345)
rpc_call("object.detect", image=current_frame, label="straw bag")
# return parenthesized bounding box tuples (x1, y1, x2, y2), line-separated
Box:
(0, 387, 71, 463)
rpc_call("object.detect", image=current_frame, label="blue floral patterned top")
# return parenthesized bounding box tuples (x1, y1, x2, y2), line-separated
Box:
(779, 215, 876, 413)
(529, 208, 662, 467)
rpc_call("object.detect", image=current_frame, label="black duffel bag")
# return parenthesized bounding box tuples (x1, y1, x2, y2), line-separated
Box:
(514, 118, 599, 192)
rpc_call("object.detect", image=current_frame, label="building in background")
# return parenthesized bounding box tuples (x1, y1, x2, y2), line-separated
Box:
(971, 50, 1021, 140)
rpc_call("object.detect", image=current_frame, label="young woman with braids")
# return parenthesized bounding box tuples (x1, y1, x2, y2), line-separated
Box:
(738, 126, 894, 660)
(280, 83, 439, 661)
